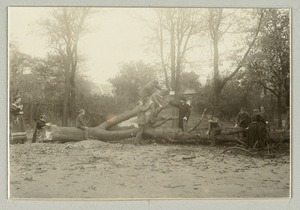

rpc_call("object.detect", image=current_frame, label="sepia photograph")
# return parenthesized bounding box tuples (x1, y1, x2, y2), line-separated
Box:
(8, 7, 291, 199)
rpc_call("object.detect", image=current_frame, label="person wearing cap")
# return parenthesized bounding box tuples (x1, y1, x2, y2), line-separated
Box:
(169, 96, 191, 132)
(138, 80, 161, 103)
(32, 114, 47, 143)
(76, 109, 89, 140)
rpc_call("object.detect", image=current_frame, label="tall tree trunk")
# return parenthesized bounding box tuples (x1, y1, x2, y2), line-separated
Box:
(212, 36, 220, 116)
(62, 57, 70, 126)
(277, 89, 283, 129)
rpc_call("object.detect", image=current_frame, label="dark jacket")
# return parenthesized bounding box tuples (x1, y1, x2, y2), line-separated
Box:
(36, 120, 46, 130)
(170, 101, 191, 120)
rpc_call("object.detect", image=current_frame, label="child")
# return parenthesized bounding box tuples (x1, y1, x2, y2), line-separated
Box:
(206, 115, 222, 146)
(32, 114, 47, 143)
(135, 100, 152, 145)
(76, 109, 89, 140)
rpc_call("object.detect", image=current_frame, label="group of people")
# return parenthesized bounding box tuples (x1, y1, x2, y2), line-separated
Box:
(234, 106, 269, 148)
(12, 82, 289, 148)
(134, 80, 192, 145)
(74, 79, 192, 145)
(10, 95, 49, 143)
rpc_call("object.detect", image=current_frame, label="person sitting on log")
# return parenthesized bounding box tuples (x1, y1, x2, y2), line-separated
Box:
(235, 107, 251, 138)
(32, 114, 48, 143)
(247, 109, 267, 148)
(135, 100, 153, 145)
(206, 114, 222, 147)
(138, 79, 161, 103)
(169, 96, 191, 132)
(76, 109, 89, 140)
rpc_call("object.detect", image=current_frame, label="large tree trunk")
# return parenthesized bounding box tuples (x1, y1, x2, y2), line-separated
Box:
(46, 103, 249, 144)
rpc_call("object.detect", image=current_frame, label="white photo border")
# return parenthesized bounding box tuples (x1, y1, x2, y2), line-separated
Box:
(1, 0, 299, 209)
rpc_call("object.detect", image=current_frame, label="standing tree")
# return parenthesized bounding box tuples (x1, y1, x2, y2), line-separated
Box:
(246, 9, 290, 128)
(207, 9, 264, 115)
(109, 61, 158, 103)
(40, 8, 91, 126)
(151, 8, 203, 93)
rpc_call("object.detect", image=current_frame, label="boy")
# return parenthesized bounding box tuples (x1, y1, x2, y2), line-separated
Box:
(32, 114, 47, 143)
(76, 109, 89, 140)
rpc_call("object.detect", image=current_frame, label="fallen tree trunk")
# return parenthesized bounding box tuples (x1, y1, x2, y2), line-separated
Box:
(44, 104, 289, 144)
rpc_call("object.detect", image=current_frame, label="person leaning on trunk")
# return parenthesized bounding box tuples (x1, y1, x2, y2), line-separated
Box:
(76, 109, 89, 140)
(169, 96, 191, 132)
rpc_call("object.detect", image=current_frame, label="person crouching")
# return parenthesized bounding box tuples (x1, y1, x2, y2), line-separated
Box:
(76, 109, 89, 140)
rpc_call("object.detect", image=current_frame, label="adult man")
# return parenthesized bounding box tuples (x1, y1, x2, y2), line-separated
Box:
(76, 109, 89, 140)
(247, 109, 266, 148)
(169, 96, 191, 132)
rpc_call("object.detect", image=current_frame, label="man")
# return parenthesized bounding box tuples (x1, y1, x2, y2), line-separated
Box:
(135, 100, 153, 145)
(247, 109, 266, 148)
(138, 80, 161, 103)
(76, 109, 89, 140)
(169, 96, 191, 132)
(32, 114, 47, 143)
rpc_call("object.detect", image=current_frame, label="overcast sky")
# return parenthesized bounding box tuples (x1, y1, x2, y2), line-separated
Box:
(9, 7, 251, 86)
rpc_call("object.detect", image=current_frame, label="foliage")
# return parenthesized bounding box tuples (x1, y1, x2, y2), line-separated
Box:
(109, 61, 159, 103)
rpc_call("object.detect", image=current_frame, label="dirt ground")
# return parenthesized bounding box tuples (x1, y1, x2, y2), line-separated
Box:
(9, 140, 290, 199)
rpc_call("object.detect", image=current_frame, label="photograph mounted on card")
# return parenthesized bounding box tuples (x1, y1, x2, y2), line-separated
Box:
(8, 7, 291, 199)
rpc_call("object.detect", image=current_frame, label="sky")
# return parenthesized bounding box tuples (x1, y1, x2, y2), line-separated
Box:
(8, 7, 252, 87)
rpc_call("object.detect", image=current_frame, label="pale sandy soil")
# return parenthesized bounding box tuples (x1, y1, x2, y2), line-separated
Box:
(9, 140, 290, 199)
